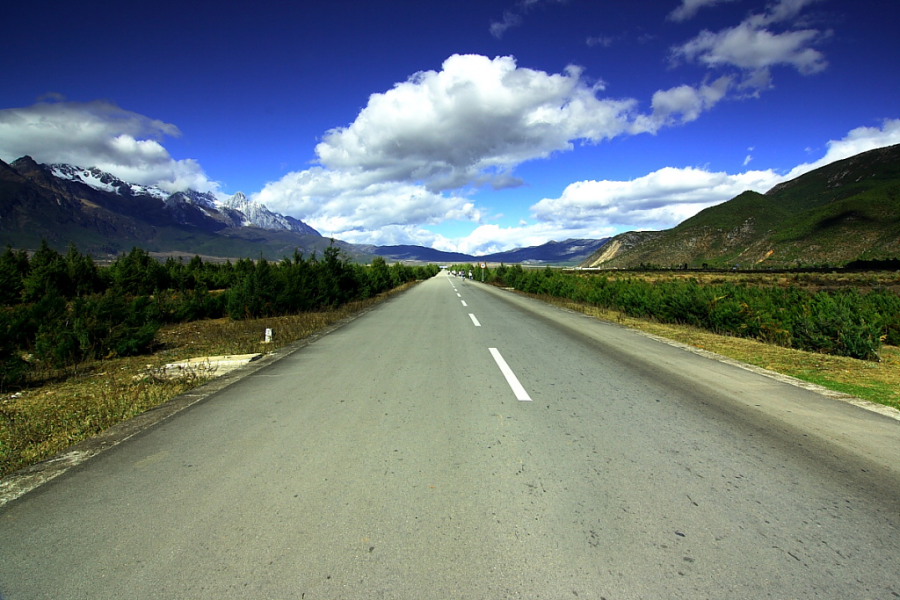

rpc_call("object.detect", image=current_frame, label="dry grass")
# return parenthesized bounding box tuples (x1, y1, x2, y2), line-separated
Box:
(0, 284, 415, 478)
(3, 276, 897, 480)
(548, 297, 900, 412)
(587, 269, 900, 294)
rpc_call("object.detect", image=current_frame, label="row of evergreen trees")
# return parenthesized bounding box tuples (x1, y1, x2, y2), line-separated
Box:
(455, 263, 900, 362)
(0, 242, 439, 388)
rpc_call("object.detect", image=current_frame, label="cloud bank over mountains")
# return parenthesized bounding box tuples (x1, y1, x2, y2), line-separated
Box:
(1, 0, 896, 255)
(3, 97, 897, 255)
(533, 118, 900, 241)
(0, 100, 219, 194)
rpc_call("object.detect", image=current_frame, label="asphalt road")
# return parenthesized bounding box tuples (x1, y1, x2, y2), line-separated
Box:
(2, 272, 899, 599)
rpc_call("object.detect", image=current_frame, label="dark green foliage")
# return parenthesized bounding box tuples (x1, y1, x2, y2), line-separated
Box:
(109, 247, 170, 295)
(486, 266, 900, 361)
(30, 291, 162, 368)
(0, 309, 29, 388)
(0, 247, 29, 305)
(65, 244, 102, 297)
(0, 240, 439, 389)
(223, 246, 438, 319)
(22, 241, 71, 302)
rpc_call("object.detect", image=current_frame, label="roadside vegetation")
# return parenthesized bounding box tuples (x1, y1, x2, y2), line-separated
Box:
(3, 248, 898, 478)
(454, 263, 900, 409)
(458, 264, 900, 361)
(0, 242, 437, 477)
(0, 242, 438, 389)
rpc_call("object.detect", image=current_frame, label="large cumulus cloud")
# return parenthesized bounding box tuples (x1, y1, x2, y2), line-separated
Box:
(313, 54, 637, 191)
(0, 99, 218, 193)
(256, 54, 731, 240)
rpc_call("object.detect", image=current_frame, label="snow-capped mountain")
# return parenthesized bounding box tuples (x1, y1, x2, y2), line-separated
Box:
(50, 163, 170, 201)
(222, 192, 319, 235)
(1, 156, 338, 260)
(2, 155, 614, 264)
(47, 161, 318, 236)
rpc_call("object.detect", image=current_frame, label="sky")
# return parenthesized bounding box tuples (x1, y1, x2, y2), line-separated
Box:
(1, 0, 899, 255)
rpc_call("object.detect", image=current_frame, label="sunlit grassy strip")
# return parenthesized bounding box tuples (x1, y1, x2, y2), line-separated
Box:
(486, 266, 900, 361)
(540, 296, 900, 412)
(0, 284, 415, 479)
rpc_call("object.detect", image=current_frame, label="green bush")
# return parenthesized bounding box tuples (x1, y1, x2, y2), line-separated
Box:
(488, 267, 896, 360)
(0, 310, 29, 390)
(0, 240, 439, 385)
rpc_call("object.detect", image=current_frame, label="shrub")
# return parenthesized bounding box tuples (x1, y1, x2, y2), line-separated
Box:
(485, 267, 893, 360)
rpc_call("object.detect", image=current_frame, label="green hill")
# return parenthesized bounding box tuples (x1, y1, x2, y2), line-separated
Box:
(582, 144, 900, 269)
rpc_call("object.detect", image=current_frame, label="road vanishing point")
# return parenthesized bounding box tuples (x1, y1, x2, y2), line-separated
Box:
(2, 271, 899, 599)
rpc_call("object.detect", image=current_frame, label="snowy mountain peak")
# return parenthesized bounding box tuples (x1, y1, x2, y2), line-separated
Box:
(166, 189, 219, 211)
(49, 163, 169, 200)
(18, 159, 320, 237)
(220, 192, 317, 235)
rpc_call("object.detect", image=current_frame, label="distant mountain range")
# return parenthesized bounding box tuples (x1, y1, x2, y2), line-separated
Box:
(0, 156, 607, 264)
(366, 239, 610, 266)
(6, 144, 895, 268)
(581, 144, 900, 269)
(0, 156, 350, 260)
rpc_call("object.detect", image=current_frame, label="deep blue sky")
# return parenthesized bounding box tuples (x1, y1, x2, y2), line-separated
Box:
(2, 0, 898, 253)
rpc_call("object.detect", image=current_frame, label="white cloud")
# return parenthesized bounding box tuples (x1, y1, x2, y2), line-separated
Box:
(586, 35, 614, 48)
(255, 167, 481, 236)
(330, 224, 452, 249)
(490, 0, 569, 39)
(522, 119, 900, 240)
(531, 166, 784, 232)
(748, 0, 822, 28)
(490, 10, 524, 39)
(256, 54, 653, 241)
(0, 99, 219, 193)
(631, 77, 732, 134)
(672, 0, 828, 92)
(257, 53, 748, 246)
(314, 54, 636, 192)
(668, 0, 739, 22)
(784, 118, 900, 178)
(675, 23, 827, 74)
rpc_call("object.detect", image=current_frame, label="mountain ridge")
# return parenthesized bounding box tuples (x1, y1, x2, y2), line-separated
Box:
(369, 238, 610, 265)
(0, 156, 346, 259)
(581, 143, 900, 269)
(0, 156, 608, 264)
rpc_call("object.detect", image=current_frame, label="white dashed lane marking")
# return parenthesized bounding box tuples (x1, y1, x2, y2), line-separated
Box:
(489, 348, 532, 402)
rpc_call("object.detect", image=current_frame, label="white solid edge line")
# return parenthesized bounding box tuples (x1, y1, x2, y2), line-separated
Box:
(489, 348, 532, 401)
(469, 313, 481, 327)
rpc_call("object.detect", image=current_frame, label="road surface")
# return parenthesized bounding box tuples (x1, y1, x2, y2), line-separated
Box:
(2, 272, 899, 599)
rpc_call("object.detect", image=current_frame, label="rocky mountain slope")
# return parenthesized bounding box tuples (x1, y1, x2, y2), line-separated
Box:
(0, 156, 610, 264)
(581, 144, 900, 269)
(0, 156, 355, 260)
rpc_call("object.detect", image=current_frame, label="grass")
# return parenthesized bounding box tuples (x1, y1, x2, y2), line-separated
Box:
(543, 296, 900, 411)
(0, 284, 415, 479)
(3, 275, 898, 480)
(547, 270, 900, 409)
(581, 269, 900, 293)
